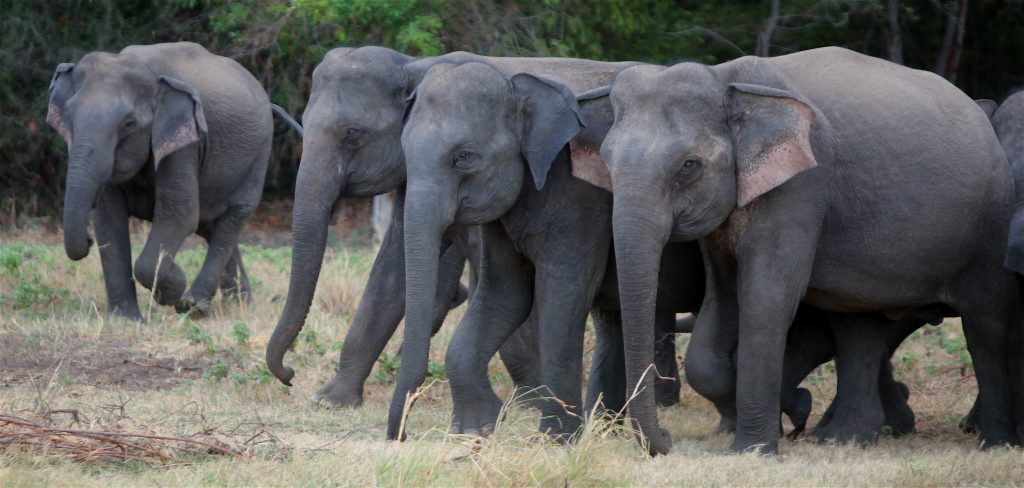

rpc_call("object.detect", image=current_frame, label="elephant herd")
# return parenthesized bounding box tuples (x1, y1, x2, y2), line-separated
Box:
(47, 42, 1024, 456)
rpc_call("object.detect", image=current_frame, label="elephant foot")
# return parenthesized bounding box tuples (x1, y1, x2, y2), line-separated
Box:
(176, 291, 212, 316)
(881, 382, 915, 437)
(108, 303, 144, 323)
(959, 396, 981, 434)
(811, 410, 882, 447)
(313, 376, 364, 408)
(782, 387, 813, 440)
(539, 411, 583, 445)
(729, 433, 778, 455)
(450, 393, 503, 437)
(654, 377, 680, 407)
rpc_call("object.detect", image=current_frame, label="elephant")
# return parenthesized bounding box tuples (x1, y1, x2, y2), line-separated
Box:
(46, 42, 300, 318)
(590, 46, 1020, 455)
(394, 60, 927, 445)
(264, 46, 678, 413)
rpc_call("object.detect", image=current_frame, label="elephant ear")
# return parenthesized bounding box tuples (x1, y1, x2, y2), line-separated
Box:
(569, 85, 613, 192)
(152, 76, 208, 171)
(727, 83, 818, 208)
(46, 63, 75, 145)
(512, 73, 585, 191)
(975, 99, 998, 119)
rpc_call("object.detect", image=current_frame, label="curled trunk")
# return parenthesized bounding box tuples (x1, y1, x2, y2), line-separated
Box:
(267, 151, 343, 385)
(62, 138, 114, 260)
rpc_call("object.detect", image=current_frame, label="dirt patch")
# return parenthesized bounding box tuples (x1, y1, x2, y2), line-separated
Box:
(1, 334, 212, 391)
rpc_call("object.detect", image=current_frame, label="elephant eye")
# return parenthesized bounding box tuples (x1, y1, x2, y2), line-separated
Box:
(452, 150, 476, 170)
(341, 127, 365, 147)
(121, 118, 137, 133)
(674, 158, 704, 188)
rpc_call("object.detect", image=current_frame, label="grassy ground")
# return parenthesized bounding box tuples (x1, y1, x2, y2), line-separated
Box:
(2, 220, 1023, 487)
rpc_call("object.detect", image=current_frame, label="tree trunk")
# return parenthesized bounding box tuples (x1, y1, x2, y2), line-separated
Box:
(757, 0, 780, 57)
(935, 0, 969, 82)
(886, 0, 903, 65)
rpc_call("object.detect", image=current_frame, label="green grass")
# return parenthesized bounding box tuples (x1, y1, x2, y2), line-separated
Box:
(2, 225, 1023, 486)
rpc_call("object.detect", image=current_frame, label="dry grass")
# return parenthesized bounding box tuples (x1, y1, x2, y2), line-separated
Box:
(2, 222, 1024, 487)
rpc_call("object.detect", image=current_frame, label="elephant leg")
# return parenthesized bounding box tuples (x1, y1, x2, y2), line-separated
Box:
(878, 317, 922, 437)
(179, 202, 255, 314)
(93, 186, 142, 321)
(533, 265, 600, 443)
(778, 308, 834, 440)
(585, 308, 626, 420)
(878, 358, 915, 436)
(315, 205, 411, 408)
(134, 151, 198, 307)
(653, 313, 681, 407)
(446, 224, 534, 437)
(497, 311, 543, 408)
(684, 274, 739, 436)
(218, 245, 252, 304)
(959, 393, 982, 434)
(958, 299, 1021, 447)
(811, 315, 887, 447)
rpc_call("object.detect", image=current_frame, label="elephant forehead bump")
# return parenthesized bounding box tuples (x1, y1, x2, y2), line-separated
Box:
(419, 62, 512, 108)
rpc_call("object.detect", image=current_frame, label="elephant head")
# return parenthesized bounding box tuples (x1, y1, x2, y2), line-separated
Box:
(387, 62, 583, 439)
(266, 46, 416, 384)
(47, 52, 207, 261)
(584, 63, 818, 454)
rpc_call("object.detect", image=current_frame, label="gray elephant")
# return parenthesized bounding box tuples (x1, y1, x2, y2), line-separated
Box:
(591, 46, 1019, 455)
(46, 42, 300, 317)
(264, 47, 673, 412)
(394, 60, 927, 445)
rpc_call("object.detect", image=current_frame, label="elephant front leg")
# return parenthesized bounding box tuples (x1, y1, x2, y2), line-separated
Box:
(653, 313, 681, 407)
(446, 224, 534, 437)
(93, 186, 142, 321)
(532, 256, 606, 444)
(585, 308, 626, 420)
(134, 151, 199, 307)
(315, 206, 409, 408)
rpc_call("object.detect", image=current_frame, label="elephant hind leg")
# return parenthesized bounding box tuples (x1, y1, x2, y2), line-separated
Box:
(811, 316, 887, 447)
(585, 308, 626, 421)
(219, 245, 252, 304)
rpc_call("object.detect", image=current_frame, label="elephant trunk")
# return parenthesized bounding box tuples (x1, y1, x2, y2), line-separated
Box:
(386, 182, 453, 440)
(62, 134, 115, 261)
(266, 149, 344, 385)
(612, 184, 673, 456)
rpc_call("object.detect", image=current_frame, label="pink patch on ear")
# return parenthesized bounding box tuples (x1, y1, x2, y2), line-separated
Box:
(570, 140, 612, 191)
(46, 102, 72, 144)
(736, 101, 816, 207)
(153, 120, 199, 169)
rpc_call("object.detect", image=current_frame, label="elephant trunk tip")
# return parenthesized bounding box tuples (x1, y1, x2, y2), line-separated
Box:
(64, 234, 94, 261)
(269, 363, 295, 387)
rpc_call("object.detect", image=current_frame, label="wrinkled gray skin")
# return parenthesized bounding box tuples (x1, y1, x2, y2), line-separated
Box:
(600, 46, 1020, 455)
(46, 42, 276, 317)
(395, 60, 922, 444)
(991, 91, 1024, 440)
(264, 47, 679, 413)
(398, 61, 704, 442)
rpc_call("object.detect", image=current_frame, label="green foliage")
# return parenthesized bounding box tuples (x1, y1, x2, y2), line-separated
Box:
(0, 243, 76, 315)
(3, 1, 1023, 220)
(373, 352, 401, 385)
(182, 317, 217, 355)
(204, 361, 230, 380)
(231, 322, 252, 346)
(297, 329, 326, 355)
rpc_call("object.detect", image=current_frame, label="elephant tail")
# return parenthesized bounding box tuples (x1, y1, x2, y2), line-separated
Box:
(271, 104, 303, 138)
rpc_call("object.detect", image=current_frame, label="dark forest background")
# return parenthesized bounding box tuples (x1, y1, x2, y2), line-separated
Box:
(2, 0, 1022, 220)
